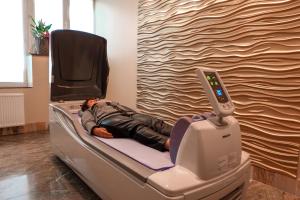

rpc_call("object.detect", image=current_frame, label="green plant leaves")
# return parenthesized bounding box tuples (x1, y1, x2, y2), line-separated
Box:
(31, 17, 52, 39)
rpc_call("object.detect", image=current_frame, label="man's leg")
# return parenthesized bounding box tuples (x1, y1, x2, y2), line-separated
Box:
(99, 115, 140, 138)
(133, 124, 169, 151)
(131, 113, 173, 136)
(101, 115, 169, 151)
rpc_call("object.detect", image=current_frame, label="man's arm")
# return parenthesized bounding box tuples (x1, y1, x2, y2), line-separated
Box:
(108, 101, 136, 115)
(81, 110, 113, 138)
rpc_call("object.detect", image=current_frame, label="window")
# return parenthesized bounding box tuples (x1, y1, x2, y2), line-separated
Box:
(34, 0, 63, 31)
(70, 0, 94, 33)
(34, 0, 94, 33)
(0, 1, 27, 86)
(0, 0, 95, 87)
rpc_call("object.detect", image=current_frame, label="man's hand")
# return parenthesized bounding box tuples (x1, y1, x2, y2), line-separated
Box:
(92, 127, 113, 138)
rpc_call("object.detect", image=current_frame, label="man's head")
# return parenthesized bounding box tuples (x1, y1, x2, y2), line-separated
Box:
(81, 98, 97, 112)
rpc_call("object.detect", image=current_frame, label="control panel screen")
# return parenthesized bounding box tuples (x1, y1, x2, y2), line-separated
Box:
(204, 71, 229, 103)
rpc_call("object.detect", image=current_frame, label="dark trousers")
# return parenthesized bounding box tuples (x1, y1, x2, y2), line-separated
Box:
(99, 113, 172, 151)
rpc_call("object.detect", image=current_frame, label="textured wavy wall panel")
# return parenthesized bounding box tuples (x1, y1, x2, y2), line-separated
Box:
(137, 0, 300, 178)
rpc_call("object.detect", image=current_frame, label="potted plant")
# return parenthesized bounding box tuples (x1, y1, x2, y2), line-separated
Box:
(31, 18, 52, 55)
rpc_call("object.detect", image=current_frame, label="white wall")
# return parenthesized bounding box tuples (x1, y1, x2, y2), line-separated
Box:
(95, 0, 138, 109)
(0, 56, 49, 125)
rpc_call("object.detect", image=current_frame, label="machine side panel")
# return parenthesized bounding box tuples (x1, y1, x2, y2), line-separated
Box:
(176, 116, 242, 180)
(148, 157, 250, 199)
(49, 105, 184, 200)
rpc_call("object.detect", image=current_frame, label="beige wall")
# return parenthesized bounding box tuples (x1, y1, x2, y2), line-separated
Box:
(0, 56, 49, 126)
(94, 0, 138, 109)
(137, 0, 300, 195)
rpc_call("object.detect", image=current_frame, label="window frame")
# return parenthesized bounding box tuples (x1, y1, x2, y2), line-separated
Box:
(32, 0, 95, 37)
(0, 0, 95, 88)
(31, 0, 95, 53)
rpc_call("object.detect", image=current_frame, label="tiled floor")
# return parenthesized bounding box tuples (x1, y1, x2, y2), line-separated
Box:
(245, 181, 300, 200)
(0, 132, 100, 200)
(0, 132, 299, 200)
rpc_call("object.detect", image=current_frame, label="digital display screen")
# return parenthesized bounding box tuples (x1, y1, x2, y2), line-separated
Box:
(216, 89, 223, 96)
(204, 71, 229, 103)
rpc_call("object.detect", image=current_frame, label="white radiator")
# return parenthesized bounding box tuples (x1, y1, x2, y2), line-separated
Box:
(0, 93, 25, 128)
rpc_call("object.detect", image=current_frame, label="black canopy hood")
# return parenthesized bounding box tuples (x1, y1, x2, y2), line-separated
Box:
(50, 30, 109, 101)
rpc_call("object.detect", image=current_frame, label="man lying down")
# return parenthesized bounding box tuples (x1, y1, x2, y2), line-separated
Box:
(80, 98, 172, 152)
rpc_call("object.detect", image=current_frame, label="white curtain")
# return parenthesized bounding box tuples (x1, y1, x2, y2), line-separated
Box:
(34, 0, 63, 32)
(70, 0, 94, 33)
(0, 1, 27, 86)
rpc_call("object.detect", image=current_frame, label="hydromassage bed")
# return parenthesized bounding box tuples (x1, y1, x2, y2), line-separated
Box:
(49, 30, 251, 200)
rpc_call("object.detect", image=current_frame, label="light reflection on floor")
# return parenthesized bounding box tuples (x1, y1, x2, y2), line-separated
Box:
(0, 175, 30, 200)
(0, 132, 299, 200)
(0, 132, 100, 200)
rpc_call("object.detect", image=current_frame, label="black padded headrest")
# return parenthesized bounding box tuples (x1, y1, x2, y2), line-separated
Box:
(50, 30, 109, 101)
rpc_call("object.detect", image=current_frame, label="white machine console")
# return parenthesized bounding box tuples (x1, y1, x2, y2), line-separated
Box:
(196, 68, 234, 118)
(175, 67, 242, 180)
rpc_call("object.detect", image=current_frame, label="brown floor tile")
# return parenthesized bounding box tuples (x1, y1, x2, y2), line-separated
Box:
(0, 132, 100, 200)
(245, 180, 300, 200)
(1, 132, 300, 200)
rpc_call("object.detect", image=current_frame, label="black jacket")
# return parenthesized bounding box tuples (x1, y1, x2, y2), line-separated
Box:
(81, 101, 172, 151)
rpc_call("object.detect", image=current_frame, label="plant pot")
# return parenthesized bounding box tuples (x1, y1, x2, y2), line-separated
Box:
(34, 37, 49, 55)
